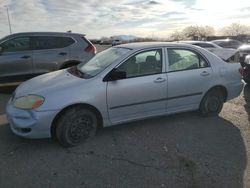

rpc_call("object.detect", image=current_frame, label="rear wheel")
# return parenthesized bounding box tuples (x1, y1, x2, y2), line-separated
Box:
(56, 106, 98, 147)
(199, 89, 224, 116)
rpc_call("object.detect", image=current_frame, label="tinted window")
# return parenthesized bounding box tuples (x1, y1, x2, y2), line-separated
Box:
(217, 42, 228, 48)
(194, 43, 215, 48)
(1, 37, 30, 52)
(117, 49, 162, 78)
(227, 41, 240, 48)
(212, 40, 242, 49)
(168, 49, 208, 72)
(31, 36, 74, 50)
(61, 37, 75, 46)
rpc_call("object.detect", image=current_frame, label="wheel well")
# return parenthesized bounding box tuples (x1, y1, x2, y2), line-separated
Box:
(60, 61, 81, 69)
(205, 85, 228, 102)
(50, 104, 103, 138)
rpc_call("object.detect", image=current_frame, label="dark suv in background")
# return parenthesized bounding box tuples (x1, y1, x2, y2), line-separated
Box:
(0, 32, 96, 84)
(211, 39, 242, 49)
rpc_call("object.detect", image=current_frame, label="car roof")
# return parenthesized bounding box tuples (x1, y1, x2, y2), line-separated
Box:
(211, 39, 240, 42)
(116, 42, 198, 50)
(179, 40, 215, 45)
(5, 32, 85, 38)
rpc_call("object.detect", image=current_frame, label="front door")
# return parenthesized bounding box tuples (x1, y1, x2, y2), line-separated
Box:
(107, 48, 168, 124)
(0, 36, 33, 83)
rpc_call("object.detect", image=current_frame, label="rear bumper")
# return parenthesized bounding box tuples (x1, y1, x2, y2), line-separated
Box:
(6, 100, 59, 139)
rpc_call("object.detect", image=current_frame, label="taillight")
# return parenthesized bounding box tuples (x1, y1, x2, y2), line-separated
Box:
(239, 67, 244, 76)
(85, 44, 97, 54)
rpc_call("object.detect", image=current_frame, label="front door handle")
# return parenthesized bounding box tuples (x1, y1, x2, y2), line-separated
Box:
(59, 52, 67, 56)
(154, 77, 166, 83)
(200, 71, 210, 76)
(21, 55, 31, 59)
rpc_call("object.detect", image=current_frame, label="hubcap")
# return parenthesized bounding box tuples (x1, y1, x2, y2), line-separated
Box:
(69, 115, 93, 141)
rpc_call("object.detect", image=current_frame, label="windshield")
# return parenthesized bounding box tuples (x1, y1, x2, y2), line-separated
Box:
(77, 47, 131, 78)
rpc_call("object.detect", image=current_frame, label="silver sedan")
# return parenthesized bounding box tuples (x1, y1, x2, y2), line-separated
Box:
(6, 42, 244, 147)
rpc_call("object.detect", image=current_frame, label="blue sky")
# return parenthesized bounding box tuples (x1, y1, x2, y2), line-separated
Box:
(0, 0, 250, 38)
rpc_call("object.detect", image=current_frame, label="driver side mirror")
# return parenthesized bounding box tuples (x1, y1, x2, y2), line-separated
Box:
(103, 68, 126, 81)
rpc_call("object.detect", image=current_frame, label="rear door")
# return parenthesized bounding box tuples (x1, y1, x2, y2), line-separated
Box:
(0, 36, 33, 82)
(107, 48, 167, 124)
(31, 36, 73, 74)
(166, 48, 212, 113)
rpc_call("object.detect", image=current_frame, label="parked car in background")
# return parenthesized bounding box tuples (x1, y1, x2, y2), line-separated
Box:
(0, 32, 96, 85)
(6, 42, 243, 147)
(179, 41, 239, 62)
(100, 40, 112, 45)
(211, 39, 242, 49)
(112, 39, 122, 46)
(90, 39, 102, 44)
(237, 44, 250, 63)
(241, 54, 250, 84)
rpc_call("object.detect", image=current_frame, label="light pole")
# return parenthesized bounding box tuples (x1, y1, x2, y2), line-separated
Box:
(4, 6, 12, 34)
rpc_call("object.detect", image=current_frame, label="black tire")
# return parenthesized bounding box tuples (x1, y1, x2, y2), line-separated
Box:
(56, 106, 98, 147)
(243, 78, 250, 85)
(199, 89, 224, 116)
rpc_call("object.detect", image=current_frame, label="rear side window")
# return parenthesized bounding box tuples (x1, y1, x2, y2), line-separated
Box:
(1, 37, 30, 52)
(168, 49, 209, 72)
(31, 36, 75, 50)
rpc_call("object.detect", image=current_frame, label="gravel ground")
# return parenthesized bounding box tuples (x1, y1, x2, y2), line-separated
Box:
(0, 45, 249, 187)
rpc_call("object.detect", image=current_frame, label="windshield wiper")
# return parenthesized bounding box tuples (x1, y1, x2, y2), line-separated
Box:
(68, 66, 85, 78)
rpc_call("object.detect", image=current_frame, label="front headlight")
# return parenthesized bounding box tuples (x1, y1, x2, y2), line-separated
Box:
(14, 95, 45, 109)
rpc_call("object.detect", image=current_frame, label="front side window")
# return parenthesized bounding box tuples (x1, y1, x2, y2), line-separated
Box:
(0, 37, 30, 52)
(116, 49, 162, 78)
(168, 49, 209, 72)
(31, 36, 75, 50)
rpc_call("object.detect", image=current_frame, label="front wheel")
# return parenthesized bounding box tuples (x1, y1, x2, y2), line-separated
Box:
(199, 90, 224, 116)
(56, 107, 98, 147)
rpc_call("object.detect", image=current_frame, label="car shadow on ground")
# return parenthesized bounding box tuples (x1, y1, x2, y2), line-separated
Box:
(244, 84, 250, 121)
(0, 111, 246, 188)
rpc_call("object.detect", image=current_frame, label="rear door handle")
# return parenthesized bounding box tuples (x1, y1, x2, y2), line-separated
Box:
(154, 77, 166, 83)
(59, 52, 67, 56)
(200, 71, 210, 76)
(21, 55, 31, 59)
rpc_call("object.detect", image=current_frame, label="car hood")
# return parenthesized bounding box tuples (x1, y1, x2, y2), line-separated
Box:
(15, 69, 82, 97)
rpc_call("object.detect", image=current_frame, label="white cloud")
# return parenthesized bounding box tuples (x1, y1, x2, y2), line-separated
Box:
(0, 0, 249, 38)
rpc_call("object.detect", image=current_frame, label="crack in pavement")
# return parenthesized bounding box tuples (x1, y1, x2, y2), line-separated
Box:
(65, 149, 178, 172)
